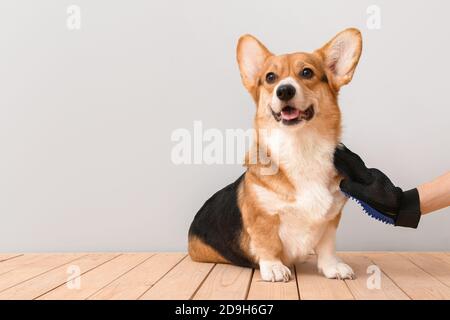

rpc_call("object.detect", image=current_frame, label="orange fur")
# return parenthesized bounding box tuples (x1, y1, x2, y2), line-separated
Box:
(188, 236, 230, 264)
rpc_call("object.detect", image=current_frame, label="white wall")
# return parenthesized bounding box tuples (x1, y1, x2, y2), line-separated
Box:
(0, 0, 448, 252)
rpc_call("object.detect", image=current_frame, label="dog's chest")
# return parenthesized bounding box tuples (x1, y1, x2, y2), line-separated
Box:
(264, 131, 345, 261)
(268, 130, 339, 217)
(276, 172, 343, 261)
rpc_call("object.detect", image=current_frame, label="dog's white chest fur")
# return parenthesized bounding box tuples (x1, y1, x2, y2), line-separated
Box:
(255, 130, 346, 263)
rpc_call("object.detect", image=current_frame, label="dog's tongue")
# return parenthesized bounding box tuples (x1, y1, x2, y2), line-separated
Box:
(281, 107, 300, 121)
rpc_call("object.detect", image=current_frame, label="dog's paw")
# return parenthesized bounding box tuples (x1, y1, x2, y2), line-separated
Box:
(259, 260, 291, 282)
(319, 262, 355, 280)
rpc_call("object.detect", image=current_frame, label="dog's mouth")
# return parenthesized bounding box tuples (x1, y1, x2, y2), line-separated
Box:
(271, 105, 315, 125)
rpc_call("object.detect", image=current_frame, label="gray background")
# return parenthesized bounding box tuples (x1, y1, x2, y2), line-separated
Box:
(0, 0, 448, 252)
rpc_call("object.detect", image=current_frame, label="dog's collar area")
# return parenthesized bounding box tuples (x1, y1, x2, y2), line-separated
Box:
(271, 105, 315, 125)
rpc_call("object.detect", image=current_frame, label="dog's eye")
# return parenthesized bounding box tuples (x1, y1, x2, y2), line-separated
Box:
(300, 68, 314, 79)
(265, 72, 277, 84)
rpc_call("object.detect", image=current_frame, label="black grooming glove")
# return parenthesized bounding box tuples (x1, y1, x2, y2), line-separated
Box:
(334, 144, 421, 228)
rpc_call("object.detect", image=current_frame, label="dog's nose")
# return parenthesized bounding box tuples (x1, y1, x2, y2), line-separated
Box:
(276, 84, 296, 101)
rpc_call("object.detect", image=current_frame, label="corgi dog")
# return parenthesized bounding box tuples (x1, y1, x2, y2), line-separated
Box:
(188, 28, 362, 281)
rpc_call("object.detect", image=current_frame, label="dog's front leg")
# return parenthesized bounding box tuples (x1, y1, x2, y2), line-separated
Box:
(315, 216, 354, 280)
(247, 213, 291, 282)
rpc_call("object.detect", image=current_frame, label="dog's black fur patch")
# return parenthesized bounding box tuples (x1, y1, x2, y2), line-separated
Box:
(188, 174, 256, 268)
(321, 74, 328, 83)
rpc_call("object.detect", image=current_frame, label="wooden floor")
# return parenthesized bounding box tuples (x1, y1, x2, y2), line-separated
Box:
(0, 252, 449, 300)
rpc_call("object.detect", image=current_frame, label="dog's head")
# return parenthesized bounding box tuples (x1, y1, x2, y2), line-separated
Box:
(237, 28, 362, 137)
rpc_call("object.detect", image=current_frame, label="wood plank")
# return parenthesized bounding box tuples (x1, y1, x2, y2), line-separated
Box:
(247, 266, 298, 300)
(140, 257, 214, 300)
(0, 254, 59, 276)
(0, 253, 118, 300)
(39, 253, 151, 300)
(192, 264, 253, 300)
(339, 253, 409, 300)
(295, 256, 354, 300)
(401, 252, 450, 287)
(430, 252, 450, 266)
(0, 252, 444, 300)
(89, 253, 185, 300)
(0, 254, 23, 263)
(365, 253, 450, 300)
(0, 254, 83, 292)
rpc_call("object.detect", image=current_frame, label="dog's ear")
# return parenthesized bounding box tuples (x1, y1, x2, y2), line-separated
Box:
(316, 28, 362, 90)
(237, 34, 272, 94)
